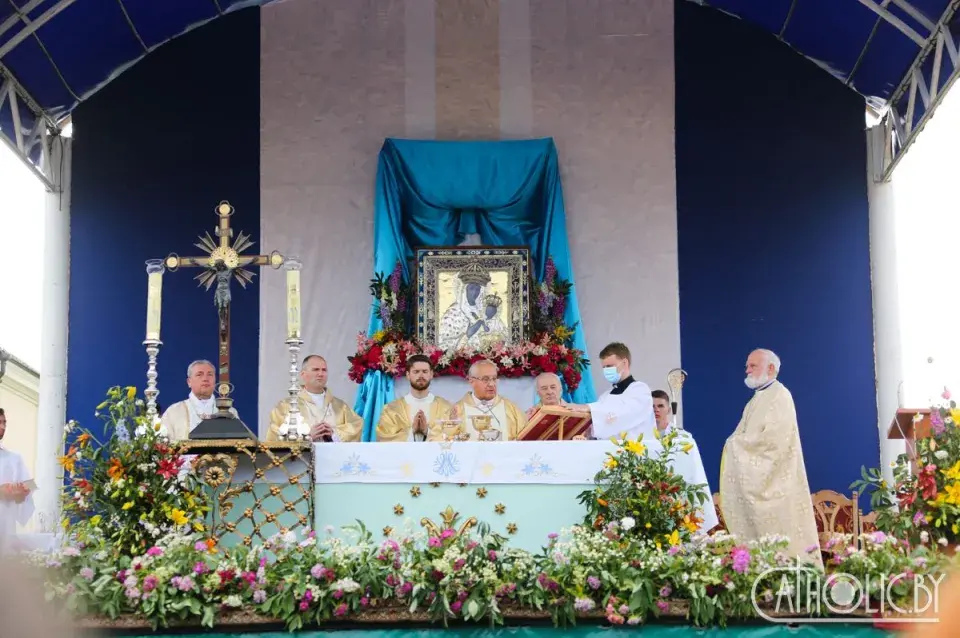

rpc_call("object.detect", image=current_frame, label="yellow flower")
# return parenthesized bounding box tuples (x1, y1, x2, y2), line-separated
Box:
(944, 462, 960, 483)
(125, 386, 136, 401)
(372, 330, 386, 342)
(89, 515, 102, 526)
(667, 529, 680, 546)
(951, 408, 960, 424)
(121, 502, 134, 510)
(169, 509, 189, 525)
(625, 440, 646, 456)
(604, 457, 618, 469)
(645, 522, 652, 529)
(681, 443, 693, 454)
(193, 522, 206, 532)
(58, 454, 76, 474)
(953, 523, 960, 535)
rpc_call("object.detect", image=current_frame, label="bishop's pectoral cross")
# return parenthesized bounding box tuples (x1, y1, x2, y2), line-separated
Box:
(165, 201, 284, 418)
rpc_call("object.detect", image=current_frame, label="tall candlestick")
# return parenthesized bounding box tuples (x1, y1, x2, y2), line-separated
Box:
(285, 257, 302, 340)
(145, 259, 164, 341)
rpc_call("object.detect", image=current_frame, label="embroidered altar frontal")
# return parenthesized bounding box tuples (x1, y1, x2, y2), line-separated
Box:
(193, 441, 716, 552)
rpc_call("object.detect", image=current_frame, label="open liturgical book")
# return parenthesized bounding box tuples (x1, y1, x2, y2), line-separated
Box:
(519, 405, 592, 441)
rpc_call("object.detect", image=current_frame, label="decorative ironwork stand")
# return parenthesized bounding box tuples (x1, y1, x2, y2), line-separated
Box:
(179, 440, 315, 547)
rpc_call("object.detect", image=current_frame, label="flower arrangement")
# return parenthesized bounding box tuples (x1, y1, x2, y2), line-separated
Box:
(58, 386, 209, 558)
(368, 261, 413, 334)
(348, 332, 588, 391)
(31, 523, 948, 630)
(531, 257, 574, 338)
(853, 387, 960, 548)
(351, 256, 587, 390)
(578, 430, 708, 546)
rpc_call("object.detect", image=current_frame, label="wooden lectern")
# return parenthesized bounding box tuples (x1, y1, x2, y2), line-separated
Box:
(887, 409, 932, 473)
(518, 405, 592, 441)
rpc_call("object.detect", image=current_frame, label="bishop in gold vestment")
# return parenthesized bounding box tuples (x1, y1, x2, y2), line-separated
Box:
(265, 354, 363, 442)
(448, 359, 527, 441)
(720, 349, 821, 566)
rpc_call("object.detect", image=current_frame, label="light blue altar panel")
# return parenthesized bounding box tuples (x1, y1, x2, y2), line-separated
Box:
(356, 138, 598, 440)
(315, 483, 585, 552)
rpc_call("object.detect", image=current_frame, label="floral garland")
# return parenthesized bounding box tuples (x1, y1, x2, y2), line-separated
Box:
(352, 257, 587, 390)
(349, 331, 587, 391)
(58, 387, 209, 558)
(32, 524, 946, 630)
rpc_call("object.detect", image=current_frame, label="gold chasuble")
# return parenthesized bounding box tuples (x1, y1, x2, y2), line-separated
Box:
(376, 395, 454, 442)
(266, 390, 363, 442)
(720, 381, 822, 567)
(449, 393, 527, 441)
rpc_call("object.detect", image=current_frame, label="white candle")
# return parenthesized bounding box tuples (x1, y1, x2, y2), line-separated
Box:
(285, 257, 302, 339)
(145, 259, 164, 341)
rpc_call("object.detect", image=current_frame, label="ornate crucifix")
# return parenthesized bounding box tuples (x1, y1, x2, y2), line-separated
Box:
(165, 201, 284, 420)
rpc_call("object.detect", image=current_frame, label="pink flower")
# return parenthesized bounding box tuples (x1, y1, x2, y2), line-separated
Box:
(657, 600, 669, 612)
(428, 536, 442, 548)
(488, 550, 498, 561)
(146, 547, 163, 557)
(334, 603, 348, 617)
(731, 546, 751, 574)
(451, 600, 463, 613)
(943, 387, 951, 401)
(194, 541, 208, 552)
(441, 528, 456, 540)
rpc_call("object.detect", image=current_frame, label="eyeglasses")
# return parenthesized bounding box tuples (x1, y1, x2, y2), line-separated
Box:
(470, 376, 498, 384)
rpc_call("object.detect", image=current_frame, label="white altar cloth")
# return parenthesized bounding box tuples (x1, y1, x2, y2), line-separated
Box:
(393, 376, 537, 411)
(314, 439, 718, 531)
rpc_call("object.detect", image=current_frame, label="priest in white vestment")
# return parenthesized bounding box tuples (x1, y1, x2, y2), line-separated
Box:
(0, 409, 34, 553)
(376, 354, 453, 442)
(720, 349, 822, 567)
(564, 342, 656, 440)
(266, 355, 363, 442)
(160, 360, 238, 441)
(449, 359, 527, 441)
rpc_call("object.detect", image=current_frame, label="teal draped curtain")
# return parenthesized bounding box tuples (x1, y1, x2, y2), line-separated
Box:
(355, 138, 597, 440)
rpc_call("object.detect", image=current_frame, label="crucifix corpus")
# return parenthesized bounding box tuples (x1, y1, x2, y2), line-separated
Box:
(164, 201, 284, 439)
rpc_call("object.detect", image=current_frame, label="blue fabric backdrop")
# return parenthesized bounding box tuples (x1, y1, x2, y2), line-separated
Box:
(67, 11, 261, 440)
(354, 138, 597, 440)
(675, 3, 878, 495)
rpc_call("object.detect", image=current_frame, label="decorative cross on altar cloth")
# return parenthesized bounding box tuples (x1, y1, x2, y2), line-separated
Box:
(164, 201, 284, 417)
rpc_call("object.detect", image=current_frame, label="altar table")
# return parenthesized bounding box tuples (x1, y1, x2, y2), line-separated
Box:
(312, 440, 717, 551)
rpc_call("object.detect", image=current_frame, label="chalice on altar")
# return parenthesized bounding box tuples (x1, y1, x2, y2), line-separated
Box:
(472, 415, 501, 441)
(439, 420, 463, 442)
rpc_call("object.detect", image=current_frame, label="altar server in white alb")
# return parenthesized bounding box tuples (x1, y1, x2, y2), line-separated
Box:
(0, 409, 35, 553)
(564, 342, 657, 439)
(652, 389, 677, 433)
(376, 354, 453, 442)
(160, 360, 238, 441)
(720, 349, 821, 566)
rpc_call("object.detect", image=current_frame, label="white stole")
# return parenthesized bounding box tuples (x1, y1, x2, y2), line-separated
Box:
(403, 393, 436, 442)
(462, 395, 509, 440)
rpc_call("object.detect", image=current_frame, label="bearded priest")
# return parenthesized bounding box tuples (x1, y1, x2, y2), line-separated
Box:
(720, 349, 821, 566)
(376, 354, 453, 442)
(160, 360, 238, 441)
(448, 359, 527, 441)
(266, 354, 363, 442)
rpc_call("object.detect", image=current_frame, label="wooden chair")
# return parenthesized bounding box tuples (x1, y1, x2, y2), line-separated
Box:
(707, 492, 726, 535)
(858, 509, 879, 537)
(812, 489, 859, 549)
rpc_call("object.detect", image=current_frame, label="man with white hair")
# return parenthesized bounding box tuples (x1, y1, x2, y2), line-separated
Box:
(160, 360, 238, 441)
(720, 349, 821, 566)
(448, 359, 527, 440)
(526, 372, 563, 419)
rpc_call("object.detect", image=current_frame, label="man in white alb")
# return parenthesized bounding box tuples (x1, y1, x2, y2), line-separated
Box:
(449, 359, 527, 440)
(0, 408, 35, 554)
(266, 355, 363, 442)
(376, 354, 454, 442)
(564, 342, 656, 439)
(160, 360, 238, 441)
